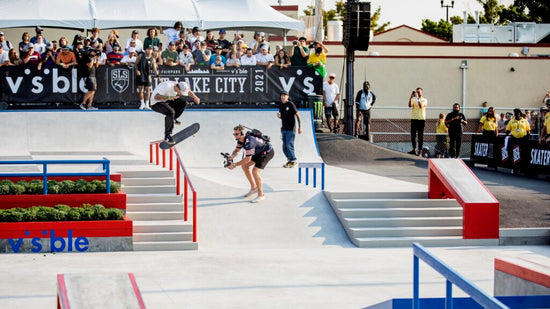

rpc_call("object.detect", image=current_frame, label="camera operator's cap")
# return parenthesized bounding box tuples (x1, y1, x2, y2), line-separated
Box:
(35, 26, 43, 32)
(259, 32, 265, 37)
(128, 47, 135, 53)
(328, 73, 336, 78)
(178, 82, 190, 96)
(280, 90, 288, 95)
(219, 29, 226, 34)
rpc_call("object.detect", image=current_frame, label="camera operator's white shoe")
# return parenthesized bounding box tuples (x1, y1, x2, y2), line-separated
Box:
(139, 102, 146, 110)
(251, 195, 264, 203)
(244, 188, 258, 198)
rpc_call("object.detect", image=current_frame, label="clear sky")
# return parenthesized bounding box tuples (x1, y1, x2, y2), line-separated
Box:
(267, 0, 514, 29)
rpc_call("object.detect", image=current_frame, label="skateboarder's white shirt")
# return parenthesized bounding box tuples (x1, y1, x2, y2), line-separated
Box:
(150, 81, 190, 106)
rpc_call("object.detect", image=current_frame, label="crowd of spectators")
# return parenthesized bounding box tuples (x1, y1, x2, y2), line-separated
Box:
(0, 24, 329, 72)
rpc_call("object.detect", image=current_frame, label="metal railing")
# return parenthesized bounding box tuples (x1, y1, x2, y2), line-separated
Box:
(413, 243, 508, 309)
(0, 159, 111, 194)
(149, 142, 197, 243)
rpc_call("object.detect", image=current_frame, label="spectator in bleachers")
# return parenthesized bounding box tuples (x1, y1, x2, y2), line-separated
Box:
(58, 37, 69, 53)
(236, 39, 249, 52)
(161, 41, 179, 66)
(33, 33, 47, 54)
(143, 27, 161, 50)
(240, 48, 256, 66)
(152, 46, 163, 66)
(205, 31, 216, 51)
(188, 27, 203, 48)
(540, 107, 550, 144)
(289, 37, 309, 66)
(178, 44, 194, 72)
(217, 29, 231, 54)
(135, 45, 159, 110)
(30, 26, 48, 45)
(55, 45, 77, 68)
(106, 45, 124, 66)
(307, 46, 326, 78)
(225, 51, 241, 68)
(71, 34, 85, 51)
(233, 31, 244, 46)
(541, 90, 550, 108)
(175, 39, 185, 54)
(525, 109, 532, 127)
(125, 30, 143, 53)
(18, 32, 31, 55)
(480, 101, 488, 117)
(105, 30, 121, 54)
(0, 32, 14, 51)
(96, 42, 107, 65)
(249, 32, 261, 52)
(323, 73, 340, 132)
(49, 40, 58, 54)
(477, 106, 498, 137)
(7, 48, 21, 66)
(210, 56, 224, 71)
(120, 47, 137, 66)
(124, 40, 138, 56)
(0, 44, 9, 66)
(255, 45, 273, 69)
(435, 113, 448, 158)
(162, 22, 183, 46)
(178, 31, 191, 50)
(209, 46, 226, 66)
(21, 43, 42, 69)
(193, 41, 211, 66)
(41, 43, 56, 68)
(83, 37, 93, 51)
(253, 33, 269, 55)
(89, 27, 103, 48)
(274, 49, 290, 69)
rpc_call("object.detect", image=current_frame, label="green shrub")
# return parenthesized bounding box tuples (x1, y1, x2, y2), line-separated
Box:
(0, 178, 120, 195)
(0, 204, 124, 222)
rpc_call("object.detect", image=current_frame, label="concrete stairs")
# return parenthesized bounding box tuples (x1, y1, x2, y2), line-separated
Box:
(325, 191, 498, 247)
(118, 168, 198, 251)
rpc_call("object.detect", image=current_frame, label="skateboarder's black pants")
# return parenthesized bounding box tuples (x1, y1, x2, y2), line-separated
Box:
(152, 99, 187, 137)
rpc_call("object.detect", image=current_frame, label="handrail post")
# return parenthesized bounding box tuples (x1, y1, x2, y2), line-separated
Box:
(176, 160, 181, 195)
(413, 255, 419, 309)
(43, 163, 48, 195)
(305, 168, 309, 186)
(104, 158, 110, 194)
(169, 148, 173, 171)
(298, 167, 302, 183)
(155, 143, 159, 165)
(321, 163, 325, 190)
(313, 167, 317, 188)
(149, 144, 153, 163)
(446, 280, 453, 309)
(193, 191, 197, 242)
(184, 177, 188, 221)
(162, 149, 166, 168)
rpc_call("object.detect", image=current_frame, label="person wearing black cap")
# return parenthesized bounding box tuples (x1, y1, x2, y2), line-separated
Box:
(354, 81, 376, 139)
(277, 91, 302, 168)
(161, 21, 183, 46)
(506, 108, 530, 141)
(30, 26, 48, 45)
(217, 29, 231, 53)
(125, 30, 143, 53)
(444, 103, 468, 158)
(289, 36, 309, 66)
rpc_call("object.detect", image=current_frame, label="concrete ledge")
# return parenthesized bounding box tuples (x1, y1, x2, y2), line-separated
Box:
(499, 228, 550, 246)
(494, 257, 550, 296)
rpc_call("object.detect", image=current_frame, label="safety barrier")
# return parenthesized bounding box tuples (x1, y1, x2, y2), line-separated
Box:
(0, 159, 111, 194)
(298, 162, 325, 190)
(413, 243, 507, 309)
(149, 142, 197, 243)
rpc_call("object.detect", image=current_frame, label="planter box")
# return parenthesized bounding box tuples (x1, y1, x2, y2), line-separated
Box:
(0, 191, 127, 211)
(0, 217, 133, 253)
(0, 174, 122, 183)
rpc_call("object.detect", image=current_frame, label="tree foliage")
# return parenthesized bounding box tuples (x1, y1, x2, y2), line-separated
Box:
(500, 0, 550, 24)
(421, 19, 454, 41)
(371, 6, 391, 34)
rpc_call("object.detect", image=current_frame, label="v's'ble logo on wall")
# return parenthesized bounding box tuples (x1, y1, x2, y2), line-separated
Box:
(111, 68, 129, 93)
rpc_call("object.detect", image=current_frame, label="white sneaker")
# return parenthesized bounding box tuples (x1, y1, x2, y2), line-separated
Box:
(145, 102, 152, 110)
(251, 195, 264, 203)
(244, 188, 258, 198)
(87, 106, 98, 110)
(139, 102, 146, 110)
(79, 104, 87, 110)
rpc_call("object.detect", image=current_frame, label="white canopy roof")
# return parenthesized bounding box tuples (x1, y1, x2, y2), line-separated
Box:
(0, 0, 303, 33)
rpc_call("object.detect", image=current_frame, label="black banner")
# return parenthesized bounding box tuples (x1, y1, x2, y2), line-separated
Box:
(471, 135, 550, 175)
(0, 65, 322, 105)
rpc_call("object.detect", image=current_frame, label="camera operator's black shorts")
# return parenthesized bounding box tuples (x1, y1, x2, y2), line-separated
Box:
(84, 77, 97, 91)
(251, 149, 274, 169)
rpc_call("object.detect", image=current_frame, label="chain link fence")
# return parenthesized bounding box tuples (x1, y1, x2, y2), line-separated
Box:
(324, 105, 545, 159)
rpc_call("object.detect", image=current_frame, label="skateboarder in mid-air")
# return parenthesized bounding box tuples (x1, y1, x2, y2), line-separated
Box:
(150, 80, 200, 144)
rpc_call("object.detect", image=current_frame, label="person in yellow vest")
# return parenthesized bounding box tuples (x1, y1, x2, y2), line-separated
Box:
(435, 113, 448, 158)
(540, 107, 550, 144)
(477, 106, 498, 137)
(408, 87, 428, 156)
(506, 108, 530, 140)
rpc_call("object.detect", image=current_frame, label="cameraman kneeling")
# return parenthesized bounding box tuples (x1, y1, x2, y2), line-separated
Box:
(227, 125, 274, 203)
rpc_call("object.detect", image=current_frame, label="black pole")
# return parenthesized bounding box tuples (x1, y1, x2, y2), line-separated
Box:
(345, 50, 355, 136)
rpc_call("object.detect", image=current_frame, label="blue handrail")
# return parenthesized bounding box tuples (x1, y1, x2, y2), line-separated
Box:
(0, 158, 111, 194)
(413, 243, 508, 309)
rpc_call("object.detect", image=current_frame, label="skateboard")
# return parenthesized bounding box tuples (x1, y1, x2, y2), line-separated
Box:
(159, 122, 200, 149)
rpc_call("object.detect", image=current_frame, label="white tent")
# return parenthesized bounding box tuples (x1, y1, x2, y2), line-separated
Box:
(0, 0, 303, 33)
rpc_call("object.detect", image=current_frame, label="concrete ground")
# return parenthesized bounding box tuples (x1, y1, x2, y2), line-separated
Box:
(0, 110, 549, 308)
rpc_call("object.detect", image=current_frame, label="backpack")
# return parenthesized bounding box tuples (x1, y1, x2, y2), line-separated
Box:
(242, 125, 271, 143)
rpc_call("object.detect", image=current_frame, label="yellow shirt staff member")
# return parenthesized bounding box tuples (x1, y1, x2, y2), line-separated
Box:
(540, 110, 550, 143)
(506, 108, 530, 139)
(477, 106, 498, 137)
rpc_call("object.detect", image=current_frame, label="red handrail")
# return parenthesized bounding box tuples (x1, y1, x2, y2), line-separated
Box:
(149, 141, 197, 243)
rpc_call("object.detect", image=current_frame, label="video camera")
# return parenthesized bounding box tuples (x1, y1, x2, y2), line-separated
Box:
(220, 152, 232, 168)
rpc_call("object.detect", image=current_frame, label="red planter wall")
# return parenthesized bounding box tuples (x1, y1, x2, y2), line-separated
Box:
(0, 174, 121, 182)
(0, 192, 127, 210)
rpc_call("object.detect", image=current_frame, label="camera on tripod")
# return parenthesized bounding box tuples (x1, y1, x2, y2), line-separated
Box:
(220, 152, 232, 168)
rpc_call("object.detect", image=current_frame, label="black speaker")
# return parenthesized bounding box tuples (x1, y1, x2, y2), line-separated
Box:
(343, 1, 371, 51)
